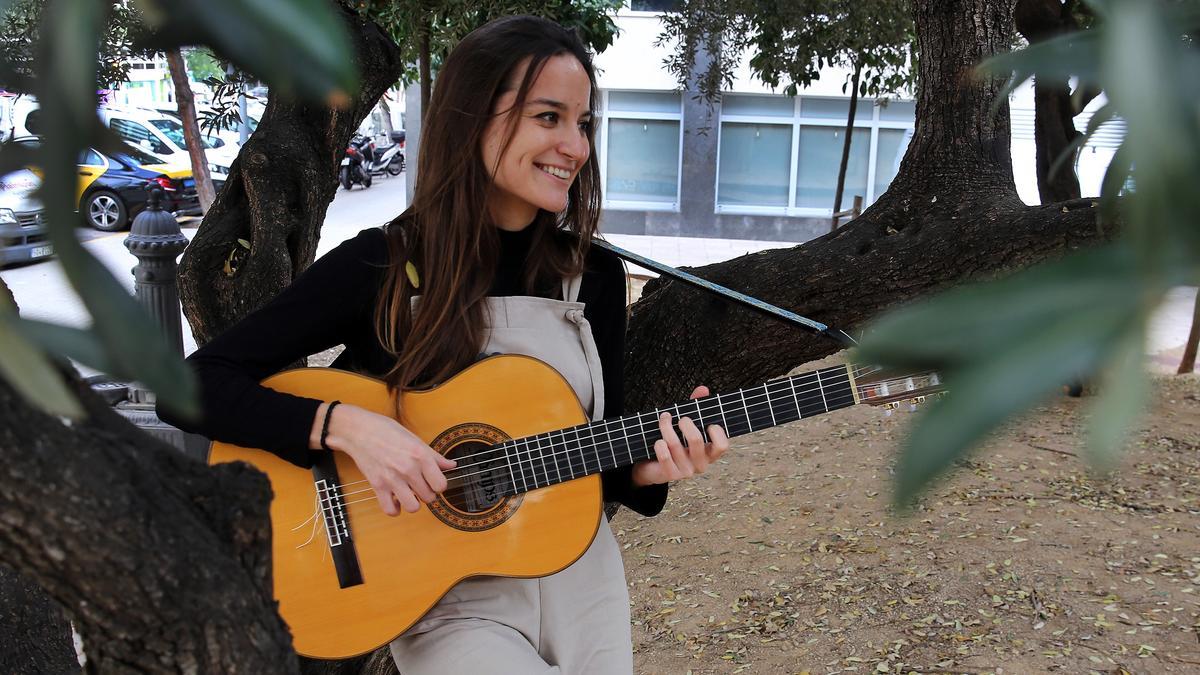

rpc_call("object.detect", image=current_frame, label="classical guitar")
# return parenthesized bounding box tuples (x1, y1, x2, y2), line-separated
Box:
(208, 354, 943, 658)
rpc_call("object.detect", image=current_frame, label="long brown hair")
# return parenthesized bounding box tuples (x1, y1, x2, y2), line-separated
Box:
(374, 16, 602, 395)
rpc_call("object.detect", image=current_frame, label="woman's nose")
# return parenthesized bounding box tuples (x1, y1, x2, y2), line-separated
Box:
(559, 127, 588, 162)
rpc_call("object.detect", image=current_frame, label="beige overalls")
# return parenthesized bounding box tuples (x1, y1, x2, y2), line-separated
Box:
(390, 276, 633, 674)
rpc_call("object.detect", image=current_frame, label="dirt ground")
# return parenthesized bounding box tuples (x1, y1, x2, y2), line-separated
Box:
(616, 353, 1200, 675)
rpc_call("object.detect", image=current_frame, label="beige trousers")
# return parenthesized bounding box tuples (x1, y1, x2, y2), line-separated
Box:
(393, 278, 632, 674)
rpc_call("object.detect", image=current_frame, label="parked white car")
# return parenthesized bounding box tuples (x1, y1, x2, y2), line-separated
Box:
(0, 168, 52, 266)
(97, 105, 238, 188)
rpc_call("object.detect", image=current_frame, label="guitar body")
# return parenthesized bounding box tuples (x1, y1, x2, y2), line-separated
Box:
(208, 355, 602, 659)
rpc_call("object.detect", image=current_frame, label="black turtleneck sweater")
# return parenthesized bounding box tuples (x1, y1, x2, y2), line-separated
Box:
(161, 226, 667, 516)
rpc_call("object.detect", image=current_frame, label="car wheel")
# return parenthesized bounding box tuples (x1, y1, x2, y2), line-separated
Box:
(340, 166, 353, 190)
(84, 190, 128, 232)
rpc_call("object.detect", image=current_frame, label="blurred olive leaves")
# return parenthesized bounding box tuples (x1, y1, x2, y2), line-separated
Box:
(856, 0, 1200, 507)
(0, 0, 358, 419)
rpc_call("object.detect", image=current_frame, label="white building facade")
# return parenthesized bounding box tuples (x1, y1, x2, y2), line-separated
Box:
(591, 4, 1121, 242)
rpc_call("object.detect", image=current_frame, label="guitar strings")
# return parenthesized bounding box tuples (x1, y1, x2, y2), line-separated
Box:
(315, 369, 933, 504)
(320, 388, 871, 518)
(302, 367, 936, 521)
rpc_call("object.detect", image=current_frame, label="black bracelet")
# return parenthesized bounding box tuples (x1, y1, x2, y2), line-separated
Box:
(320, 400, 342, 451)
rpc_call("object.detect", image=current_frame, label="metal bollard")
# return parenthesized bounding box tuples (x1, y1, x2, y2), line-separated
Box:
(124, 187, 188, 359)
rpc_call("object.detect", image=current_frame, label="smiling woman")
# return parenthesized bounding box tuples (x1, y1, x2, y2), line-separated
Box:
(162, 15, 729, 673)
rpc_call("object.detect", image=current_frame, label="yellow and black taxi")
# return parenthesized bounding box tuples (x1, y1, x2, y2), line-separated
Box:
(75, 145, 201, 231)
(9, 136, 201, 231)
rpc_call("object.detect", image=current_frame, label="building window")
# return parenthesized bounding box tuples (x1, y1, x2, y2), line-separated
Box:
(716, 94, 915, 215)
(600, 91, 682, 209)
(795, 126, 869, 209)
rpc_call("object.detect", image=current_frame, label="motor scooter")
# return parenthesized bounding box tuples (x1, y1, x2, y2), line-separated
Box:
(365, 130, 405, 176)
(340, 135, 372, 190)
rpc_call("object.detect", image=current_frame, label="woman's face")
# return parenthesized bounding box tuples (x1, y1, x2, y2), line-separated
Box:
(481, 54, 593, 231)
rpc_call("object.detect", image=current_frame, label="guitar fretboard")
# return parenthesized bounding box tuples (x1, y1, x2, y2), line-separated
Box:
(457, 364, 858, 498)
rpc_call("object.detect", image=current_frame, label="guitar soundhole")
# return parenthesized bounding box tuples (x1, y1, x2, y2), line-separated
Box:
(428, 423, 522, 532)
(443, 440, 511, 513)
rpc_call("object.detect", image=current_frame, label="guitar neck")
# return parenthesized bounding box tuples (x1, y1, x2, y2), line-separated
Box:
(481, 364, 868, 498)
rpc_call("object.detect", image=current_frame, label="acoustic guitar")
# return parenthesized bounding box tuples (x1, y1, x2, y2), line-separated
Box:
(208, 354, 942, 658)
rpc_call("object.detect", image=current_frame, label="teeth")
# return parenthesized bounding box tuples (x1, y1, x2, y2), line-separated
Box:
(538, 164, 569, 179)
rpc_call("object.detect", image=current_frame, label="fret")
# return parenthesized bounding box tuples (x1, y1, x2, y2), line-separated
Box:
(737, 390, 754, 432)
(743, 384, 774, 432)
(814, 369, 830, 413)
(768, 379, 801, 425)
(691, 398, 709, 442)
(719, 391, 753, 437)
(549, 430, 567, 484)
(617, 415, 636, 466)
(636, 410, 652, 460)
(818, 366, 858, 412)
(791, 371, 827, 419)
(566, 423, 587, 480)
(516, 437, 537, 493)
(764, 384, 777, 427)
(502, 441, 520, 496)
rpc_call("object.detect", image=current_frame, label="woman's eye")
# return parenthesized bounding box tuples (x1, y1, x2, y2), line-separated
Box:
(579, 119, 592, 132)
(537, 112, 559, 123)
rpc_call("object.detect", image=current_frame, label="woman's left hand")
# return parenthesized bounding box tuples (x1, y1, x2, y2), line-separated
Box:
(631, 385, 730, 487)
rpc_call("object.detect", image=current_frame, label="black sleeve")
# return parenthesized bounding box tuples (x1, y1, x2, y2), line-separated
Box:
(158, 228, 388, 467)
(586, 246, 669, 517)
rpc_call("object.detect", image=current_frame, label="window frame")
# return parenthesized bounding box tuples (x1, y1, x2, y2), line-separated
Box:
(598, 89, 684, 212)
(714, 94, 915, 217)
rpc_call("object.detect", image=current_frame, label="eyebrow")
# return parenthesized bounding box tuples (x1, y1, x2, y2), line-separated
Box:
(526, 98, 593, 116)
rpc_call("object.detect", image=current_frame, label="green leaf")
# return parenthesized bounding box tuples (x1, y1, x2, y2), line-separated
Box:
(890, 279, 1138, 506)
(1047, 102, 1116, 182)
(11, 318, 114, 376)
(855, 246, 1139, 370)
(138, 0, 358, 104)
(31, 0, 199, 421)
(978, 28, 1104, 89)
(0, 301, 83, 419)
(1085, 323, 1150, 472)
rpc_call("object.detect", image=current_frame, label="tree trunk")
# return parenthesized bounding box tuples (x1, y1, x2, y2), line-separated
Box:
(378, 92, 396, 137)
(419, 21, 432, 125)
(1015, 0, 1084, 204)
(831, 60, 862, 231)
(624, 0, 1114, 411)
(0, 362, 297, 672)
(177, 7, 405, 345)
(1178, 290, 1200, 374)
(0, 565, 78, 674)
(165, 48, 216, 213)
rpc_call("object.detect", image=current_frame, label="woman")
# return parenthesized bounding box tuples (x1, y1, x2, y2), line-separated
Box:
(164, 15, 728, 673)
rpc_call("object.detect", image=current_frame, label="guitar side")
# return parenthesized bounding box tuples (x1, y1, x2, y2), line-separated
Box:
(209, 356, 603, 659)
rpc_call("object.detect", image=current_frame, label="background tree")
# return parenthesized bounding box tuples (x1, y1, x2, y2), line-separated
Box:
(658, 0, 914, 229)
(1, 0, 1195, 671)
(177, 0, 623, 346)
(165, 47, 217, 212)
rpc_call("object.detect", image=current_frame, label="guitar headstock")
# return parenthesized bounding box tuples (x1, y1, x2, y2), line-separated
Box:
(851, 367, 947, 413)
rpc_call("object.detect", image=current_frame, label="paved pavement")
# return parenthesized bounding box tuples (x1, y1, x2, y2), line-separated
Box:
(3, 173, 1196, 372)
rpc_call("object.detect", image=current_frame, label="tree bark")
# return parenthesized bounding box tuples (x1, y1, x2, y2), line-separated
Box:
(419, 20, 432, 125)
(0, 364, 297, 672)
(0, 565, 78, 674)
(165, 48, 216, 213)
(1178, 290, 1200, 375)
(831, 59, 862, 231)
(624, 0, 1114, 411)
(1014, 0, 1084, 204)
(177, 6, 405, 345)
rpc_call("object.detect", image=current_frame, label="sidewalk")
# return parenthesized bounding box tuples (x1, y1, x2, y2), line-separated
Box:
(2, 225, 1195, 371)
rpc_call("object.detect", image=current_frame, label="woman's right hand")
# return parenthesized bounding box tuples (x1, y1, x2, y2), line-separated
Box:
(311, 402, 457, 516)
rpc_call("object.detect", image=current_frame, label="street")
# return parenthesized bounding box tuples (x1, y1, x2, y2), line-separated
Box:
(2, 172, 409, 355)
